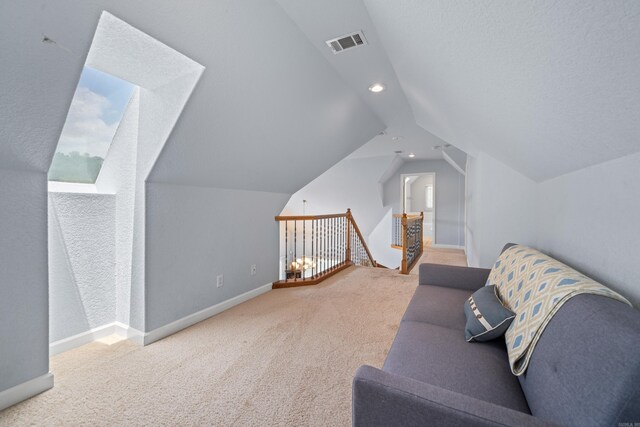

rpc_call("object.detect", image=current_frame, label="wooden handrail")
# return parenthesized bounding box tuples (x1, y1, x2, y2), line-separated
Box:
(346, 209, 377, 267)
(275, 213, 346, 221)
(273, 208, 379, 288)
(393, 213, 422, 219)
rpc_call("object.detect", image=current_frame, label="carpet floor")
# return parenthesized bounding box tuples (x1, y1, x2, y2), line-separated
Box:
(0, 248, 465, 426)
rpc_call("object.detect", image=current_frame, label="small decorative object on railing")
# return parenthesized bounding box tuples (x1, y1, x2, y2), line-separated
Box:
(274, 209, 378, 288)
(398, 212, 424, 274)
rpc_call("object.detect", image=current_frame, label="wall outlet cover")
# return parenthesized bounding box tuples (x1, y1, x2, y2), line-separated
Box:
(216, 274, 224, 288)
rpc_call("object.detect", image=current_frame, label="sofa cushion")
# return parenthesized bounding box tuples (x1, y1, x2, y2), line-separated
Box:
(402, 285, 472, 330)
(383, 320, 531, 413)
(464, 285, 515, 342)
(518, 294, 640, 426)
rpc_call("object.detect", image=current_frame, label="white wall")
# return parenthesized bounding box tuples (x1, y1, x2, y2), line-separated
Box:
(282, 156, 395, 236)
(367, 208, 402, 268)
(383, 160, 465, 247)
(464, 152, 538, 267)
(0, 169, 50, 394)
(408, 174, 434, 213)
(144, 183, 290, 332)
(48, 193, 116, 342)
(281, 155, 406, 267)
(537, 151, 640, 307)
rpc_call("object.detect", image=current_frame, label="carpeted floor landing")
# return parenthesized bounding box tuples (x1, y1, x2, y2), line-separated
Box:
(1, 266, 422, 426)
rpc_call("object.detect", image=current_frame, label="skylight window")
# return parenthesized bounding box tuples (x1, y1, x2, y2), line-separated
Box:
(48, 66, 136, 184)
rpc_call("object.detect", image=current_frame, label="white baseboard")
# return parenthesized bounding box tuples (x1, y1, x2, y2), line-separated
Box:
(114, 322, 145, 346)
(50, 322, 144, 356)
(431, 244, 465, 250)
(48, 283, 272, 353)
(0, 372, 53, 411)
(50, 323, 119, 356)
(142, 282, 273, 346)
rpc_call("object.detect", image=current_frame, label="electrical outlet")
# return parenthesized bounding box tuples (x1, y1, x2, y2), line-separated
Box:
(216, 274, 224, 288)
(250, 264, 257, 276)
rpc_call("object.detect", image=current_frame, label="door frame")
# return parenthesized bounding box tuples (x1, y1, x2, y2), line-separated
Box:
(400, 172, 436, 243)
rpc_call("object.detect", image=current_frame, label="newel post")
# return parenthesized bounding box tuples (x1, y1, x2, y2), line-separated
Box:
(420, 211, 425, 254)
(401, 213, 408, 274)
(346, 209, 352, 263)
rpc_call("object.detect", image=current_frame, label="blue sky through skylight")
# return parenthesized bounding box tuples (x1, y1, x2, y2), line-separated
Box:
(49, 66, 136, 183)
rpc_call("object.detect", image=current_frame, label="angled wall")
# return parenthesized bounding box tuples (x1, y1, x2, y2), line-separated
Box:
(537, 152, 640, 307)
(465, 152, 538, 268)
(140, 1, 382, 335)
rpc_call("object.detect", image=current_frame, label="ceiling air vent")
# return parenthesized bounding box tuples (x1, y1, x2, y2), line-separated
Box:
(325, 31, 367, 54)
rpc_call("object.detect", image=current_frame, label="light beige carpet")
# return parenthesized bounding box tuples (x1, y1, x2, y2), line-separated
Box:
(1, 248, 467, 426)
(1, 266, 421, 426)
(410, 246, 468, 275)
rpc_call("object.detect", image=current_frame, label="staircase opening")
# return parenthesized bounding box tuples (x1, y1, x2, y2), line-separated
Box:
(275, 209, 382, 288)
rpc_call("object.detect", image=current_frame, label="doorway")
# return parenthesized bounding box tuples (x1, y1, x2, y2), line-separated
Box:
(401, 172, 435, 246)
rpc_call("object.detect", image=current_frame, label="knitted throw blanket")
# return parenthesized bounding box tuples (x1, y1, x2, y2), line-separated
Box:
(487, 245, 631, 376)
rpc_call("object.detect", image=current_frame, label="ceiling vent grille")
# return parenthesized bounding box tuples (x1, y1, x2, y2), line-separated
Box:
(325, 31, 367, 54)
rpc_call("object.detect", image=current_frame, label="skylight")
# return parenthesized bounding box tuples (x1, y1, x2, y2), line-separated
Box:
(48, 66, 136, 184)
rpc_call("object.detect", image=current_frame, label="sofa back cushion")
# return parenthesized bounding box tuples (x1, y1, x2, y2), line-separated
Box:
(518, 294, 640, 426)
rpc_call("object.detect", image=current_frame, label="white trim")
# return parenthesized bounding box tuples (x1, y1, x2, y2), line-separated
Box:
(142, 282, 273, 346)
(47, 283, 272, 354)
(0, 372, 54, 411)
(50, 323, 118, 356)
(442, 150, 466, 176)
(432, 244, 465, 250)
(49, 322, 144, 356)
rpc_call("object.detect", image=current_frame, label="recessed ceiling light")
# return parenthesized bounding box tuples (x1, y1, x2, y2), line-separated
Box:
(391, 136, 403, 141)
(368, 83, 386, 93)
(408, 153, 416, 158)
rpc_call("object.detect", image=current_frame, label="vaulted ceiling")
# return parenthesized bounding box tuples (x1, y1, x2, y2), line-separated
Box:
(3, 0, 638, 189)
(363, 0, 640, 181)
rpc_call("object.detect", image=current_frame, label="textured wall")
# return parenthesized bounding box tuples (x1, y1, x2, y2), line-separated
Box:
(364, 0, 640, 181)
(465, 152, 538, 268)
(537, 151, 640, 307)
(48, 193, 116, 342)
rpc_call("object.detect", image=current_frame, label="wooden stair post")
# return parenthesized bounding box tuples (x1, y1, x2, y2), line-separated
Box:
(420, 211, 425, 254)
(346, 209, 352, 264)
(401, 213, 408, 274)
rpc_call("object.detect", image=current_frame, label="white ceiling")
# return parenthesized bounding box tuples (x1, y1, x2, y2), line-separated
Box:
(276, 0, 452, 162)
(364, 0, 640, 181)
(1, 1, 384, 194)
(3, 0, 638, 187)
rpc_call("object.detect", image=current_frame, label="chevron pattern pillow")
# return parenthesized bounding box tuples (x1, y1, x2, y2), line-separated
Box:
(464, 285, 515, 342)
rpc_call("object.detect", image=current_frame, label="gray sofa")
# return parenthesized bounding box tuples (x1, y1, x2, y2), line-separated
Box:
(353, 245, 640, 426)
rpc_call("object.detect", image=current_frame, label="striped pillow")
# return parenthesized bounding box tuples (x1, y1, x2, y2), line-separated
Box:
(464, 285, 515, 342)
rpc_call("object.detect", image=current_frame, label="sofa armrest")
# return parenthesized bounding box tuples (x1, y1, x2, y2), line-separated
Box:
(419, 263, 491, 291)
(353, 366, 554, 427)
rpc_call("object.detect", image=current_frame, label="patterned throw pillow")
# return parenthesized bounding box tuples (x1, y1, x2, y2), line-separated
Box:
(464, 285, 515, 342)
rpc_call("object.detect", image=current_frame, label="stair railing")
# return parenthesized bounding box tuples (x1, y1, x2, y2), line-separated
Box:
(398, 212, 424, 274)
(274, 209, 377, 288)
